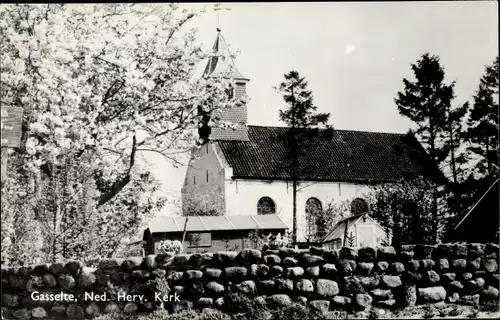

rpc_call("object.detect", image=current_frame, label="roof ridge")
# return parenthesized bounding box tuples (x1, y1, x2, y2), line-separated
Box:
(246, 125, 409, 136)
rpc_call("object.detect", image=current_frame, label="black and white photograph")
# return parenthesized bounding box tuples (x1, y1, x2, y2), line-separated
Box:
(0, 2, 498, 319)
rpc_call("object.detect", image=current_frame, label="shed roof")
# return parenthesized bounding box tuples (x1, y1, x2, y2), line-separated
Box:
(148, 214, 288, 233)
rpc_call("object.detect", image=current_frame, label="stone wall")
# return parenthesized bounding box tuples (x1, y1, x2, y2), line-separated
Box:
(1, 243, 499, 319)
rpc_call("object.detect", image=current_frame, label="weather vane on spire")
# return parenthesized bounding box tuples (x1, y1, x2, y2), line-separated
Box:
(213, 3, 231, 32)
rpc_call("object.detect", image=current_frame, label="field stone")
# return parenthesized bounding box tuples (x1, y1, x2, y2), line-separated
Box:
(236, 280, 256, 295)
(469, 257, 481, 270)
(122, 257, 143, 270)
(197, 298, 213, 308)
(225, 267, 247, 279)
(237, 249, 261, 262)
(461, 272, 473, 281)
(405, 260, 419, 273)
(482, 286, 499, 301)
(190, 253, 213, 266)
(184, 270, 203, 280)
(259, 280, 275, 291)
(250, 264, 269, 277)
(58, 274, 76, 290)
(338, 259, 354, 275)
(469, 277, 485, 289)
(403, 285, 417, 307)
(417, 286, 446, 303)
(33, 264, 50, 275)
(441, 273, 456, 284)
(453, 243, 468, 258)
(103, 303, 120, 314)
(382, 275, 402, 288)
(66, 305, 85, 319)
(65, 260, 84, 275)
(309, 246, 326, 255)
(78, 271, 96, 288)
(468, 243, 485, 258)
(355, 293, 373, 310)
(206, 282, 225, 294)
(307, 266, 320, 277)
(316, 279, 339, 297)
(357, 262, 374, 275)
(275, 278, 293, 291)
(50, 306, 66, 316)
(437, 258, 449, 271)
(452, 259, 467, 270)
(283, 257, 298, 267)
(420, 259, 435, 270)
(378, 246, 396, 261)
(370, 289, 393, 301)
(376, 261, 389, 273)
(358, 247, 377, 261)
(215, 297, 224, 308)
(450, 281, 464, 290)
(85, 303, 100, 317)
(296, 279, 314, 293)
(460, 294, 480, 307)
(323, 250, 339, 263)
(309, 300, 330, 315)
(204, 268, 222, 279)
(286, 267, 304, 277)
(295, 296, 308, 304)
(97, 259, 122, 269)
(213, 252, 237, 265)
(357, 276, 380, 289)
(332, 296, 351, 306)
(13, 309, 30, 320)
(342, 276, 365, 294)
(483, 259, 498, 273)
(2, 294, 19, 307)
(427, 270, 440, 284)
(340, 247, 358, 260)
(268, 294, 292, 307)
(447, 292, 460, 303)
(167, 272, 184, 281)
(270, 265, 283, 275)
(321, 263, 337, 277)
(302, 254, 324, 266)
(391, 262, 405, 274)
(264, 254, 281, 265)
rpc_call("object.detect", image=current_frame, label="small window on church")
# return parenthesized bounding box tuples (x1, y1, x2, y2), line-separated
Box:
(257, 197, 276, 215)
(193, 176, 196, 185)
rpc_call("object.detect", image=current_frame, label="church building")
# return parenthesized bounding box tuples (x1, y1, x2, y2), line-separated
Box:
(181, 29, 441, 242)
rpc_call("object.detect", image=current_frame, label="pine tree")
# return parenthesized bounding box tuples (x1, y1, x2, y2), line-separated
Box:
(275, 71, 330, 243)
(465, 56, 499, 178)
(394, 53, 454, 243)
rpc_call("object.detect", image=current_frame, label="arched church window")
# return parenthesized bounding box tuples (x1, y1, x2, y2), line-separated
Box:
(257, 197, 276, 215)
(351, 197, 369, 215)
(305, 198, 323, 241)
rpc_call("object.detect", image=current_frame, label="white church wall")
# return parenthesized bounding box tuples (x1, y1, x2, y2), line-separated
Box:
(223, 179, 372, 241)
(181, 143, 226, 215)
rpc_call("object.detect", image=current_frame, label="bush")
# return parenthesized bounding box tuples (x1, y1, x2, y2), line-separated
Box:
(94, 313, 136, 320)
(271, 303, 325, 320)
(137, 310, 196, 320)
(199, 308, 231, 320)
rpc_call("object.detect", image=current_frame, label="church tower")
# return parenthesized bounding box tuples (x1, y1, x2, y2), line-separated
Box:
(199, 28, 250, 142)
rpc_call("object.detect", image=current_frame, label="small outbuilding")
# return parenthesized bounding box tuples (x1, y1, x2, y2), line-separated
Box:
(321, 213, 388, 250)
(143, 214, 288, 254)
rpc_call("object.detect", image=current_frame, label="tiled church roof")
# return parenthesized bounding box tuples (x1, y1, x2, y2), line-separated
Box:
(215, 125, 443, 183)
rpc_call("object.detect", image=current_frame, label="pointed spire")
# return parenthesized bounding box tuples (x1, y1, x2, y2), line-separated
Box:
(203, 30, 249, 82)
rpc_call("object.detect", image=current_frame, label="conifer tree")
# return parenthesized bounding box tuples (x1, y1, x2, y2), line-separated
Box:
(276, 71, 330, 243)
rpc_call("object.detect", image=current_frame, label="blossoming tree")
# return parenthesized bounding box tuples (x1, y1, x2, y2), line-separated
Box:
(0, 4, 240, 265)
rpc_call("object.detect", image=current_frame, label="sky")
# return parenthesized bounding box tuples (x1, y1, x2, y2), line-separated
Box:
(146, 1, 499, 214)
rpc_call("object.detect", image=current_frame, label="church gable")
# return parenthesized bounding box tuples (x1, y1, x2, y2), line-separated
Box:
(216, 126, 443, 183)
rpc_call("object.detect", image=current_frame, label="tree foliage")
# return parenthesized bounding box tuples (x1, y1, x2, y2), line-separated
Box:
(0, 4, 233, 265)
(464, 56, 499, 178)
(365, 178, 437, 249)
(275, 70, 331, 242)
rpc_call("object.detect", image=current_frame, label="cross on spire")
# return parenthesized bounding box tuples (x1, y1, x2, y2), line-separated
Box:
(213, 3, 231, 31)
